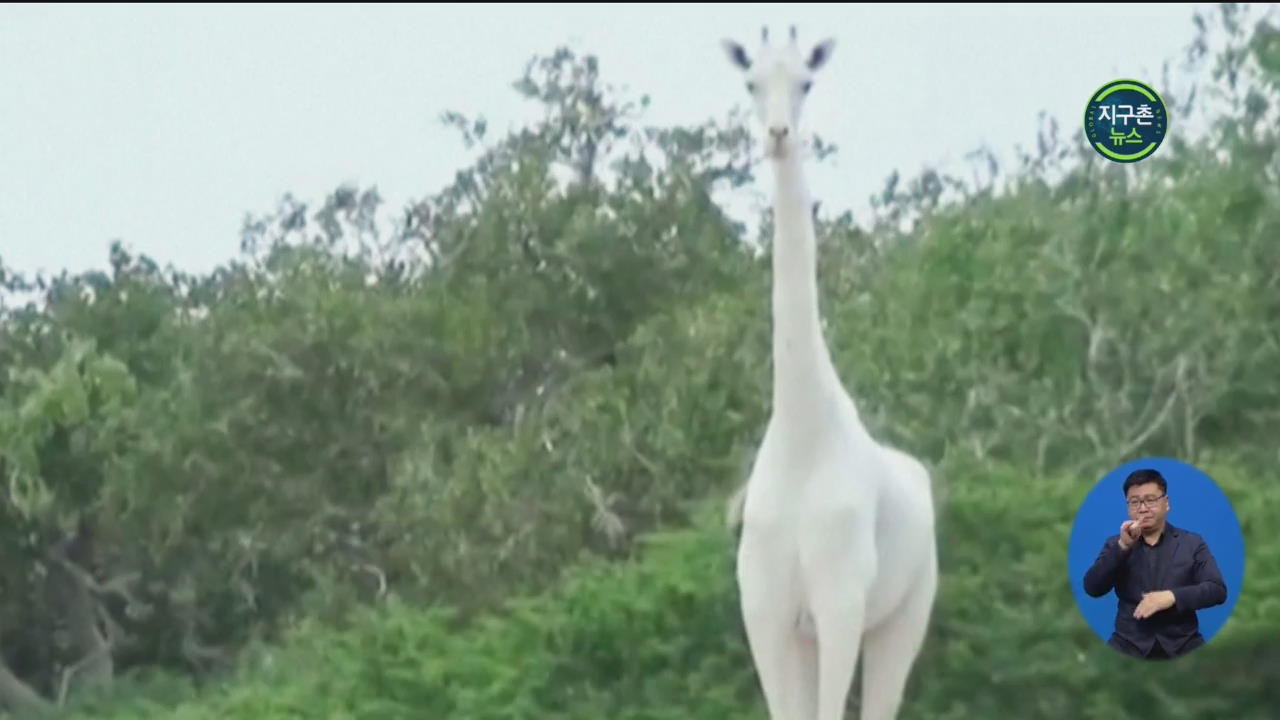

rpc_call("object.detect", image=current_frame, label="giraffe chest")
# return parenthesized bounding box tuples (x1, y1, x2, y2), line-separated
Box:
(741, 458, 872, 534)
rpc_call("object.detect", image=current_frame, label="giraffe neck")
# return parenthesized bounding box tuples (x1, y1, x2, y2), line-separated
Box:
(769, 149, 841, 422)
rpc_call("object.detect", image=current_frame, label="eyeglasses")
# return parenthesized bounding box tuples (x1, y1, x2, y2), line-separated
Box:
(1126, 493, 1166, 509)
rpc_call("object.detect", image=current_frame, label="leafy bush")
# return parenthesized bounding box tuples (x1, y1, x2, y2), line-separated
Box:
(58, 458, 1280, 720)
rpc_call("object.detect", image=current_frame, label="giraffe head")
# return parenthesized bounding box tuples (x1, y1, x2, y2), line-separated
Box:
(722, 26, 835, 160)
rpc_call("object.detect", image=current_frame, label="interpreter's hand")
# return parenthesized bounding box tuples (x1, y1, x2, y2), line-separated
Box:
(1134, 590, 1176, 619)
(1117, 520, 1141, 551)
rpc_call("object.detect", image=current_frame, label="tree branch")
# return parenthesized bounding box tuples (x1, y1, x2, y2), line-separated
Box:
(0, 656, 51, 716)
(43, 541, 116, 701)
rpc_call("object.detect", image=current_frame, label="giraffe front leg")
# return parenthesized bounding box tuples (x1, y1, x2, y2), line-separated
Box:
(805, 515, 877, 720)
(738, 533, 816, 720)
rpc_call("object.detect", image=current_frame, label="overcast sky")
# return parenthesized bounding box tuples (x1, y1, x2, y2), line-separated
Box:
(1, 3, 1217, 279)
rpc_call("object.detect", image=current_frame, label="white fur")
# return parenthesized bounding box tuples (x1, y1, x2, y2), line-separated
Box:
(722, 27, 938, 720)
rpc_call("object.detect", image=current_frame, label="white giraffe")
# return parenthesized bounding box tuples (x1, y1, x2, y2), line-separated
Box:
(722, 26, 938, 720)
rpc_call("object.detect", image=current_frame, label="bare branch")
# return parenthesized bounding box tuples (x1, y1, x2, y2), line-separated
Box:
(355, 563, 388, 599)
(42, 541, 115, 702)
(1083, 423, 1105, 456)
(96, 603, 128, 648)
(56, 642, 112, 707)
(179, 614, 230, 676)
(0, 657, 52, 716)
(584, 475, 626, 547)
(47, 552, 146, 612)
(1122, 353, 1184, 448)
(1035, 434, 1050, 477)
(1113, 373, 1182, 462)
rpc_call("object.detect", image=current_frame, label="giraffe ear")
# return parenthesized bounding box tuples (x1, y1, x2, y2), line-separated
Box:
(807, 38, 835, 71)
(722, 39, 751, 71)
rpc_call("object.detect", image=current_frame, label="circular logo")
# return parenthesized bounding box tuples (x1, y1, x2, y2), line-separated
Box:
(1084, 79, 1168, 163)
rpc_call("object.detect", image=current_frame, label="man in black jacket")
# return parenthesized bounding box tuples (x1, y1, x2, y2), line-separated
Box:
(1082, 468, 1228, 660)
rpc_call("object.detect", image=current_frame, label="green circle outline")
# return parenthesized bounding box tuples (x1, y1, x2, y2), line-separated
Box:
(1082, 78, 1168, 164)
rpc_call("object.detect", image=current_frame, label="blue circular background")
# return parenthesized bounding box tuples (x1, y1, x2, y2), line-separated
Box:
(1067, 457, 1245, 646)
(1084, 79, 1167, 163)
